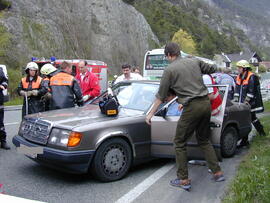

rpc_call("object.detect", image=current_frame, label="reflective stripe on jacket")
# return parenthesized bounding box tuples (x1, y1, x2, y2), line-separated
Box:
(234, 71, 264, 113)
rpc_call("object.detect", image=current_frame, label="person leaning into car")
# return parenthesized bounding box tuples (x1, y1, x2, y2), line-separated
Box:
(146, 42, 225, 190)
(49, 61, 84, 110)
(234, 60, 266, 147)
(17, 62, 47, 117)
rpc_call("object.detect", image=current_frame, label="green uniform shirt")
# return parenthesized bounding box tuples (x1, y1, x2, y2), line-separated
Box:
(156, 57, 217, 105)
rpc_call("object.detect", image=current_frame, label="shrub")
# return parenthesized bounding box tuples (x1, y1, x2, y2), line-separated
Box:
(0, 0, 11, 10)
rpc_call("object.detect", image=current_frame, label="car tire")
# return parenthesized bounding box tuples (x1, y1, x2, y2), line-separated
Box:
(221, 126, 238, 158)
(90, 138, 132, 182)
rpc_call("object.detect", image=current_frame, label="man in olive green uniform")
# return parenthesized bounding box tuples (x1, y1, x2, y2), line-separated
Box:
(146, 42, 224, 190)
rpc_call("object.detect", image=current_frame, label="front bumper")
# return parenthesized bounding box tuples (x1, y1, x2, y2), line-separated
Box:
(12, 135, 95, 174)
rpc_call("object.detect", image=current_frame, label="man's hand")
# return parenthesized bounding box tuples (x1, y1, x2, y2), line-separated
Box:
(145, 113, 153, 125)
(145, 98, 163, 125)
(83, 95, 90, 102)
(19, 90, 26, 96)
(233, 97, 239, 102)
(178, 104, 183, 111)
(0, 85, 5, 90)
(41, 92, 52, 101)
(44, 92, 52, 100)
(244, 100, 250, 107)
(26, 91, 33, 97)
(32, 90, 39, 96)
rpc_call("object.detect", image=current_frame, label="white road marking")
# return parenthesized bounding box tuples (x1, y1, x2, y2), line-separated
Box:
(115, 162, 174, 203)
(0, 194, 46, 202)
(5, 122, 20, 126)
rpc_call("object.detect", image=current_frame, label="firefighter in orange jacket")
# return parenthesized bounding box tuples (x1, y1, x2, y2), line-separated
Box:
(49, 61, 83, 110)
(17, 62, 47, 117)
(234, 60, 266, 147)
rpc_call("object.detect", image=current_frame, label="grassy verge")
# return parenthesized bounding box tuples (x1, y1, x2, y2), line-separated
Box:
(264, 101, 270, 112)
(4, 96, 23, 106)
(223, 102, 270, 203)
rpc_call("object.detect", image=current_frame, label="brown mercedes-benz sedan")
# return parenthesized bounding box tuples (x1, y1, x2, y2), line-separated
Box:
(13, 80, 251, 182)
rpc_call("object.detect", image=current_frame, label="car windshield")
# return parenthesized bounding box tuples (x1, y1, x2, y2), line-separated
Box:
(92, 82, 159, 111)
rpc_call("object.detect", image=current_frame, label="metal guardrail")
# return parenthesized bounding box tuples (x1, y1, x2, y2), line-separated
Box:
(261, 88, 270, 102)
(3, 105, 22, 111)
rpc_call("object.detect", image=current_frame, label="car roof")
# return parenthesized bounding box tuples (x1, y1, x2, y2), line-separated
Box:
(116, 80, 160, 85)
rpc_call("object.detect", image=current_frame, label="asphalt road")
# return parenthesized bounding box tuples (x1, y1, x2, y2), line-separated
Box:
(0, 107, 249, 203)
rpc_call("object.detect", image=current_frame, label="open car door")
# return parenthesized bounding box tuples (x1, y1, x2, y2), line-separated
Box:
(150, 85, 229, 161)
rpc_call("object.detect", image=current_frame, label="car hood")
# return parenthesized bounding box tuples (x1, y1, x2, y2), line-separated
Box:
(25, 104, 144, 128)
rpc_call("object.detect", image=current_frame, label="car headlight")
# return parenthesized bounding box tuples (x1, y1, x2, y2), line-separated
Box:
(48, 128, 82, 147)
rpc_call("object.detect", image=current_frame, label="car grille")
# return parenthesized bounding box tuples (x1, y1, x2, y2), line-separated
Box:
(22, 118, 52, 145)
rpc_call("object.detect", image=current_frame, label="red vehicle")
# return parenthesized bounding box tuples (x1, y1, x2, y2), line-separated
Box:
(31, 57, 108, 93)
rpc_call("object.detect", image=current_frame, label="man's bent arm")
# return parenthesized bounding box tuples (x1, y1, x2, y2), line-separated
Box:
(145, 98, 163, 125)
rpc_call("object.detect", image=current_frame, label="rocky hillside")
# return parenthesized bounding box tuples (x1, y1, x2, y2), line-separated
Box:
(1, 0, 270, 74)
(191, 0, 270, 59)
(129, 0, 270, 60)
(0, 0, 159, 74)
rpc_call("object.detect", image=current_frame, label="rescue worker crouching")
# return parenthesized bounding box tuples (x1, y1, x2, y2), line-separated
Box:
(17, 62, 47, 117)
(234, 60, 266, 147)
(41, 62, 84, 110)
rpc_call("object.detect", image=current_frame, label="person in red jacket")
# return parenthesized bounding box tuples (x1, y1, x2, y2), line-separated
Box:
(203, 74, 222, 116)
(76, 60, 101, 102)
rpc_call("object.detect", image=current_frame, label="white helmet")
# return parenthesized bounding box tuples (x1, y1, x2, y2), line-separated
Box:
(40, 63, 57, 75)
(236, 60, 250, 68)
(25, 62, 39, 71)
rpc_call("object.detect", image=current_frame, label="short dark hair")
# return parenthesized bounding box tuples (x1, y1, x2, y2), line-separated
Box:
(167, 88, 176, 96)
(132, 67, 140, 72)
(122, 64, 131, 69)
(61, 61, 71, 70)
(164, 42, 180, 57)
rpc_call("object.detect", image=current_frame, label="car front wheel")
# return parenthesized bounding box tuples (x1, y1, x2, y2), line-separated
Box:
(221, 126, 238, 158)
(90, 138, 132, 182)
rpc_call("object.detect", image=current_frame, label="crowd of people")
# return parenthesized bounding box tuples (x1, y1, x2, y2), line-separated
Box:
(17, 60, 99, 117)
(0, 60, 143, 149)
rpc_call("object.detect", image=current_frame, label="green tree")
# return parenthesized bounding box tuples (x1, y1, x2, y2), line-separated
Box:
(172, 29, 198, 55)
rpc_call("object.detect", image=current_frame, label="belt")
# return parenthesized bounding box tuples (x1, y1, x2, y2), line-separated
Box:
(183, 95, 208, 106)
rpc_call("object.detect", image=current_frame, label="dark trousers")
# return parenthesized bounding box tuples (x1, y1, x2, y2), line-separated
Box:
(174, 96, 221, 179)
(0, 107, 7, 142)
(241, 112, 265, 143)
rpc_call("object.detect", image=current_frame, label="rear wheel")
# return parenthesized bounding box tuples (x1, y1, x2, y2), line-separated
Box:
(90, 138, 132, 182)
(221, 126, 238, 158)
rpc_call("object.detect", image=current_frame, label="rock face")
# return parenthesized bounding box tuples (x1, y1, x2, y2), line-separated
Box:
(200, 0, 270, 55)
(1, 0, 159, 74)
